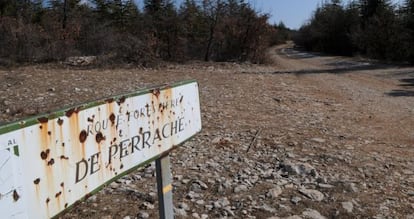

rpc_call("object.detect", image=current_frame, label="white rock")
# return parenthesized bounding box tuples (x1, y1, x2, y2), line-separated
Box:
(223, 206, 236, 216)
(66, 56, 97, 66)
(141, 202, 154, 210)
(87, 195, 97, 202)
(256, 204, 276, 213)
(281, 162, 318, 177)
(317, 183, 334, 189)
(178, 202, 190, 211)
(285, 216, 303, 219)
(234, 184, 248, 193)
(137, 212, 149, 219)
(267, 186, 283, 198)
(187, 191, 200, 199)
(34, 96, 45, 102)
(2, 100, 10, 106)
(175, 207, 187, 217)
(291, 196, 302, 205)
(194, 180, 209, 190)
(212, 137, 222, 144)
(279, 204, 292, 212)
(342, 201, 353, 213)
(346, 183, 359, 193)
(299, 188, 324, 201)
(205, 204, 213, 211)
(214, 197, 230, 208)
(311, 138, 326, 143)
(302, 209, 326, 219)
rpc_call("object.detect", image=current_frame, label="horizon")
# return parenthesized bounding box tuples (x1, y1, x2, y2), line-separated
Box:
(133, 0, 406, 30)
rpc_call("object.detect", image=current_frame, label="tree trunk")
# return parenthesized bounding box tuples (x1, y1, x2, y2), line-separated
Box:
(62, 0, 67, 29)
(204, 25, 215, 61)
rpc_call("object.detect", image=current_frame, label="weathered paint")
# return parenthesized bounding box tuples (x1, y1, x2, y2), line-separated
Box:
(0, 80, 201, 219)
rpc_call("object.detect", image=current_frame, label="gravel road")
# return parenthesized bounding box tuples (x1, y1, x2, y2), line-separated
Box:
(1, 44, 414, 218)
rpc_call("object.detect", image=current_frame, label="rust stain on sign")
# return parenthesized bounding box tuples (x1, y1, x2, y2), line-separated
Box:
(79, 130, 88, 143)
(0, 81, 201, 219)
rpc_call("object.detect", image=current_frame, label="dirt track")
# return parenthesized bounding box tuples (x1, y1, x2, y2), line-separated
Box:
(2, 44, 414, 218)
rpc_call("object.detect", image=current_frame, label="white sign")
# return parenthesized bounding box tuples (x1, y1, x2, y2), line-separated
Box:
(0, 81, 202, 218)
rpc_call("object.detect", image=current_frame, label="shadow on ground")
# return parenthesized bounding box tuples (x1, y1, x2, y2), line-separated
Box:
(387, 90, 414, 97)
(240, 63, 393, 75)
(281, 48, 322, 59)
(399, 78, 414, 87)
(386, 76, 414, 97)
(284, 63, 389, 75)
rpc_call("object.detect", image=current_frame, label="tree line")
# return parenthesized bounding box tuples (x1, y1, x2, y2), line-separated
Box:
(294, 0, 414, 63)
(0, 0, 291, 66)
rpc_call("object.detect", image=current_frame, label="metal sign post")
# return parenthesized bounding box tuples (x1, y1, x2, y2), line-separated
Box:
(0, 80, 201, 219)
(156, 154, 174, 219)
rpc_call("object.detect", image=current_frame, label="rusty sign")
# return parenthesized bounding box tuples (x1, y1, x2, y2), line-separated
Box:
(0, 80, 201, 219)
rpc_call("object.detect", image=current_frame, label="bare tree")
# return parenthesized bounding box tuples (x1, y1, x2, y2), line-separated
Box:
(202, 0, 224, 61)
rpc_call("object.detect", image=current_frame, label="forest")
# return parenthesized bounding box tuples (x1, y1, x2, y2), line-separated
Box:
(294, 0, 414, 63)
(0, 0, 291, 66)
(4, 0, 412, 66)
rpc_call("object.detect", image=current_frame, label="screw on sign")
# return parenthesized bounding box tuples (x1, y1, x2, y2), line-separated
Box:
(0, 80, 202, 219)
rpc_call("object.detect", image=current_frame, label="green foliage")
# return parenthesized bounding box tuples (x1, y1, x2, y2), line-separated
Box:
(295, 0, 414, 63)
(179, 0, 208, 59)
(295, 0, 359, 56)
(402, 0, 414, 62)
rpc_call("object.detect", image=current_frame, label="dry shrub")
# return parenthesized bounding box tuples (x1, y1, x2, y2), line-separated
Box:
(0, 17, 46, 62)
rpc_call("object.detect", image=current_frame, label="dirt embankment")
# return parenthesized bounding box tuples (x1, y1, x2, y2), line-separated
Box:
(1, 44, 414, 218)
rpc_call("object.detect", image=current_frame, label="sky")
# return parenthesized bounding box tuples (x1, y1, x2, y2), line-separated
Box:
(248, 0, 405, 29)
(249, 0, 323, 29)
(135, 0, 406, 30)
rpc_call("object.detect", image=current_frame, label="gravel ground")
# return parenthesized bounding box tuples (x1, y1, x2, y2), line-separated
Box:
(2, 44, 414, 218)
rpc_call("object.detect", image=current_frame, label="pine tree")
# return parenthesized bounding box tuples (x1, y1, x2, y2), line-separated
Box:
(48, 0, 81, 28)
(179, 0, 207, 59)
(358, 0, 397, 59)
(403, 0, 414, 62)
(144, 0, 181, 59)
(110, 0, 140, 31)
